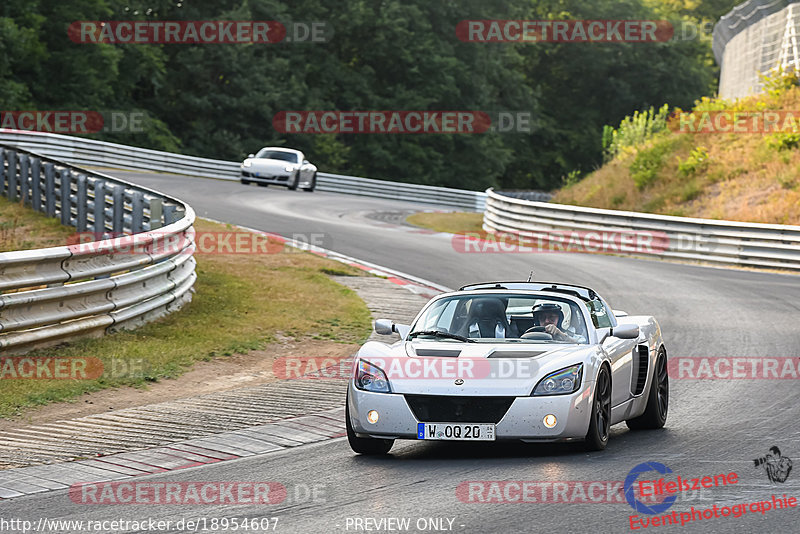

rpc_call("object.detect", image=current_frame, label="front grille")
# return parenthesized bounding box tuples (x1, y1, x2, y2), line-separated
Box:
(404, 395, 515, 423)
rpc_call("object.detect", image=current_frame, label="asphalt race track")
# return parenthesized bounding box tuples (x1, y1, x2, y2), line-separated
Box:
(1, 171, 798, 534)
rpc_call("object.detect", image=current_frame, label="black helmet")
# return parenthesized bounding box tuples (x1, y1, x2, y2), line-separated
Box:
(532, 303, 564, 326)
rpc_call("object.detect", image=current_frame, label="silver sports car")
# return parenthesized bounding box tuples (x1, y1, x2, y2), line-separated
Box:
(240, 147, 317, 191)
(346, 281, 668, 454)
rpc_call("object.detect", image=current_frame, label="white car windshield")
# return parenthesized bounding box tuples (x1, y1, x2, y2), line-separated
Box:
(255, 149, 299, 163)
(408, 294, 589, 344)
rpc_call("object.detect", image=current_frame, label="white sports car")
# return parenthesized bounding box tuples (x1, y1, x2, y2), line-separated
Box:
(346, 281, 668, 454)
(240, 147, 317, 191)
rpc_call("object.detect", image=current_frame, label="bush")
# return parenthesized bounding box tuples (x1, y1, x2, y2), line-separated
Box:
(603, 104, 670, 162)
(678, 146, 710, 177)
(629, 137, 676, 189)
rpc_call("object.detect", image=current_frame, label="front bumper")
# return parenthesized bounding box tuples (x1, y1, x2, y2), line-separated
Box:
(347, 381, 595, 441)
(241, 170, 291, 185)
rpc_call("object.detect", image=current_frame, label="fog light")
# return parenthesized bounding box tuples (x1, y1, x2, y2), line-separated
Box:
(367, 410, 380, 424)
(543, 414, 557, 428)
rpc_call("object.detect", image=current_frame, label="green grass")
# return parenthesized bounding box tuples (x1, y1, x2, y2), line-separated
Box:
(0, 197, 75, 252)
(0, 218, 371, 418)
(406, 211, 483, 234)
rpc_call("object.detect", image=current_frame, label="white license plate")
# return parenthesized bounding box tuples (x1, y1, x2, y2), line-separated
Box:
(417, 423, 495, 441)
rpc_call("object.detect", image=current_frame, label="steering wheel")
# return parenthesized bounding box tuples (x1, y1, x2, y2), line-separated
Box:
(524, 326, 546, 334)
(521, 325, 552, 340)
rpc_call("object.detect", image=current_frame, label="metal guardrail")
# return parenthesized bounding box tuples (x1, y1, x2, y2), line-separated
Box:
(0, 144, 197, 354)
(0, 130, 487, 211)
(483, 189, 800, 271)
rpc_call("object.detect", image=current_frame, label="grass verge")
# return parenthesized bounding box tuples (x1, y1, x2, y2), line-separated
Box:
(0, 197, 76, 252)
(0, 218, 371, 419)
(406, 211, 483, 234)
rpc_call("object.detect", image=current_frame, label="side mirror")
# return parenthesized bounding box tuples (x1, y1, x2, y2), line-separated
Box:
(374, 319, 395, 335)
(248, 153, 255, 158)
(303, 159, 310, 164)
(611, 324, 639, 340)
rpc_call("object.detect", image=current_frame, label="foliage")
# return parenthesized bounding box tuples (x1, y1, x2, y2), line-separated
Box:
(0, 0, 719, 191)
(629, 137, 679, 189)
(602, 104, 670, 161)
(678, 146, 710, 176)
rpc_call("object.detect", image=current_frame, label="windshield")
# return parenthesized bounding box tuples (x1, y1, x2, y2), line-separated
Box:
(409, 294, 589, 344)
(255, 149, 299, 163)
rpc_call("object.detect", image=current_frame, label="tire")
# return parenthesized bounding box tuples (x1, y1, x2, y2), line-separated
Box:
(302, 172, 316, 192)
(287, 172, 299, 191)
(240, 178, 250, 185)
(256, 182, 268, 187)
(346, 398, 394, 455)
(626, 347, 669, 430)
(584, 365, 611, 451)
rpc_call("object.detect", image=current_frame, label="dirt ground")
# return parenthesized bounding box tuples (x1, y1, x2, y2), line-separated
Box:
(0, 338, 359, 431)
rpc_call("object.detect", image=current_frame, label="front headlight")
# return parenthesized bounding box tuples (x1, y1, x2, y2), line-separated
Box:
(242, 159, 252, 167)
(355, 359, 391, 393)
(284, 165, 296, 172)
(532, 364, 583, 396)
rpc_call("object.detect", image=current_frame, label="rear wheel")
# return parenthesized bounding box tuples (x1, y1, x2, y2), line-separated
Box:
(626, 347, 668, 430)
(346, 398, 393, 455)
(584, 365, 611, 451)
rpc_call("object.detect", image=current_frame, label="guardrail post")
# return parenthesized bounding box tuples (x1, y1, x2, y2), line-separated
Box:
(0, 147, 5, 195)
(44, 163, 56, 217)
(30, 157, 41, 212)
(19, 154, 30, 205)
(163, 205, 180, 224)
(76, 174, 88, 232)
(6, 150, 17, 201)
(112, 185, 124, 233)
(131, 191, 144, 233)
(60, 168, 72, 226)
(149, 197, 163, 229)
(93, 179, 106, 235)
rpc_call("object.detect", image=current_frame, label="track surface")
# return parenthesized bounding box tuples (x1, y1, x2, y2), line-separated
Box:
(1, 171, 798, 533)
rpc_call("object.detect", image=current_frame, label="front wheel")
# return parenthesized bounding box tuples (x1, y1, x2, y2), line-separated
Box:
(584, 365, 611, 451)
(287, 172, 299, 191)
(240, 178, 250, 185)
(626, 347, 668, 430)
(346, 398, 394, 455)
(302, 172, 316, 192)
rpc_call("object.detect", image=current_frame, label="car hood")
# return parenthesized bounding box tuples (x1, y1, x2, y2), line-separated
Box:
(356, 341, 596, 396)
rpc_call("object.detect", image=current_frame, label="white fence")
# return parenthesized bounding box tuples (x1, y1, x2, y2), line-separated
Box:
(484, 188, 800, 271)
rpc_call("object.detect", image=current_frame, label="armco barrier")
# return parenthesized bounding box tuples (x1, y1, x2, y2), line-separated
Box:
(483, 188, 800, 271)
(0, 144, 197, 355)
(0, 130, 487, 211)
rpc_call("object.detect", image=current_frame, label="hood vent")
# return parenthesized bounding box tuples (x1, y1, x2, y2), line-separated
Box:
(413, 348, 462, 357)
(487, 350, 546, 359)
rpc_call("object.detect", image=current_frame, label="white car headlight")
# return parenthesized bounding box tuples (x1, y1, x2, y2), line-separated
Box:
(242, 159, 252, 168)
(284, 165, 296, 173)
(355, 359, 391, 393)
(532, 364, 583, 396)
